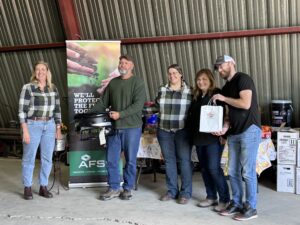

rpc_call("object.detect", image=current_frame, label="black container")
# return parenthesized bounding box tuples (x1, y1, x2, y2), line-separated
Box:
(271, 100, 293, 127)
(74, 113, 113, 140)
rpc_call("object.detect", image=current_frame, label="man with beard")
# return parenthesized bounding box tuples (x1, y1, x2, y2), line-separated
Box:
(212, 55, 261, 221)
(89, 55, 146, 201)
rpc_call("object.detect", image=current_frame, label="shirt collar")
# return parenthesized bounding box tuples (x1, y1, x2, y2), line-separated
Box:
(32, 81, 49, 92)
(165, 81, 187, 92)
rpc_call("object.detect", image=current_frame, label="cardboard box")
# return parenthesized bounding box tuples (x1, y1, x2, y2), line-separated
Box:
(277, 164, 295, 193)
(296, 167, 300, 195)
(277, 130, 299, 165)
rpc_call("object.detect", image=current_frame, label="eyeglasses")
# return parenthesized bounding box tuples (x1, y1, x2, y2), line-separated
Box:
(168, 71, 181, 76)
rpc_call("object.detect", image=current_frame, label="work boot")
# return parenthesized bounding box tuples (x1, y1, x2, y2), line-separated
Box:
(178, 197, 189, 205)
(24, 187, 33, 200)
(99, 188, 121, 201)
(120, 189, 132, 200)
(39, 186, 53, 198)
(159, 192, 174, 201)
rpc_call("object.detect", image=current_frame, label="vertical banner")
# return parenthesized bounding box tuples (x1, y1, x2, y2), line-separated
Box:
(66, 41, 121, 188)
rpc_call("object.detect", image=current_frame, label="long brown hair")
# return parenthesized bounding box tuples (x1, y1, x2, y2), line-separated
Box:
(193, 68, 216, 100)
(30, 61, 53, 90)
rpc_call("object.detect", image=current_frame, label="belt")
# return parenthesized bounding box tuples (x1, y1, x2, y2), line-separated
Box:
(28, 117, 52, 121)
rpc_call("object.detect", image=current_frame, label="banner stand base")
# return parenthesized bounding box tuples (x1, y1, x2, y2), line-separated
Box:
(68, 182, 108, 188)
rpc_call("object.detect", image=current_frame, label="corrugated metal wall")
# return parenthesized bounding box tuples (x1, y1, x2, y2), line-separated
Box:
(73, 0, 300, 126)
(0, 0, 300, 127)
(0, 0, 68, 127)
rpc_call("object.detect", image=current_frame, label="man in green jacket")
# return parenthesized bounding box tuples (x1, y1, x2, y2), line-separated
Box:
(90, 55, 146, 200)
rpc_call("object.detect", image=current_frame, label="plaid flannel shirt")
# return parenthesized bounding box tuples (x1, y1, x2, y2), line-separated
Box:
(145, 82, 192, 131)
(18, 82, 62, 124)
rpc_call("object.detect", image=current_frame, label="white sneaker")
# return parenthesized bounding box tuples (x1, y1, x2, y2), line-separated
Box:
(197, 199, 218, 207)
(214, 202, 229, 212)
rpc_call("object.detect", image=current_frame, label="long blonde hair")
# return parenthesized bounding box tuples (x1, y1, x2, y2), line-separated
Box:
(193, 68, 216, 100)
(30, 61, 53, 90)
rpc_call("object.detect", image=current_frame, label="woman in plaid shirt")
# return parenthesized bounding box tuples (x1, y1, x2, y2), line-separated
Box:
(149, 64, 193, 204)
(18, 61, 62, 200)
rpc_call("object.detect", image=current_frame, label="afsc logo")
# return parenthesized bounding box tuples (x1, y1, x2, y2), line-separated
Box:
(78, 154, 106, 168)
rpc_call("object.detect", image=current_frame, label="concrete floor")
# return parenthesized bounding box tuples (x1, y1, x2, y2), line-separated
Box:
(1, 157, 300, 225)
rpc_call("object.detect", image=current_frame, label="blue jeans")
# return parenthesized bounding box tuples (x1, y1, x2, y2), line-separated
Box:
(157, 128, 192, 198)
(227, 124, 261, 209)
(22, 119, 56, 187)
(106, 127, 142, 190)
(196, 142, 230, 203)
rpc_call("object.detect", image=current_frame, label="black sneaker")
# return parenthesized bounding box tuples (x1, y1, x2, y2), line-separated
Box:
(234, 203, 258, 221)
(219, 200, 242, 216)
(120, 189, 132, 200)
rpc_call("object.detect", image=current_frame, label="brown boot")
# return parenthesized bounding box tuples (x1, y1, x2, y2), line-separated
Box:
(39, 186, 53, 198)
(24, 187, 33, 200)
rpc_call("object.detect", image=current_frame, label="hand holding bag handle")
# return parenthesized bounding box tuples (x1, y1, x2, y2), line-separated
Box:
(199, 97, 223, 133)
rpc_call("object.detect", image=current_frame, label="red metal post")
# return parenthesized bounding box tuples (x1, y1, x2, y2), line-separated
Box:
(57, 0, 81, 40)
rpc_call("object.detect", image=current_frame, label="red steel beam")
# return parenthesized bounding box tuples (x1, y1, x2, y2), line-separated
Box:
(0, 42, 66, 53)
(57, 0, 81, 40)
(1, 26, 300, 52)
(121, 26, 300, 44)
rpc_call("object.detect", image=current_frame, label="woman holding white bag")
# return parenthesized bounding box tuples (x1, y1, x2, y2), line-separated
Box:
(187, 68, 230, 212)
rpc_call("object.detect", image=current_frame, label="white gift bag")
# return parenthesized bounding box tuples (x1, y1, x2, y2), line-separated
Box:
(199, 99, 223, 133)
